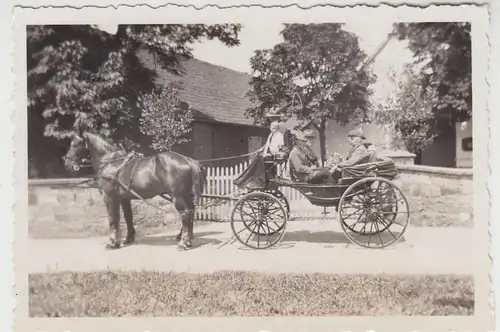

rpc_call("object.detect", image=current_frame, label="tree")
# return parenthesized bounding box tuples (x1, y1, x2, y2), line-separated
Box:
(27, 24, 241, 177)
(246, 23, 376, 164)
(137, 82, 194, 151)
(393, 22, 471, 123)
(375, 67, 438, 153)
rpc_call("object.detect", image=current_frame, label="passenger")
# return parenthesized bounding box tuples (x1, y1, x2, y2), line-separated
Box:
(330, 129, 371, 175)
(288, 130, 335, 185)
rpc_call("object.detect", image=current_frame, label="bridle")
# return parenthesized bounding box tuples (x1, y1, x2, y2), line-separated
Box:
(64, 134, 134, 172)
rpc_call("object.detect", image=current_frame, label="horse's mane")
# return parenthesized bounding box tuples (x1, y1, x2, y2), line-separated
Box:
(84, 131, 122, 154)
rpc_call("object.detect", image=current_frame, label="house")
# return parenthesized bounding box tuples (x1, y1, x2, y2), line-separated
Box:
(295, 115, 472, 168)
(138, 49, 269, 167)
(418, 117, 473, 168)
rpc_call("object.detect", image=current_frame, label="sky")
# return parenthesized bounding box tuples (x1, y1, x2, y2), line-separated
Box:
(189, 21, 415, 103)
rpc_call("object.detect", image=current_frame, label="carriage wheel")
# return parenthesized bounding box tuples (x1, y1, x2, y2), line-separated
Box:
(342, 184, 397, 235)
(338, 177, 410, 249)
(245, 189, 290, 236)
(230, 191, 288, 249)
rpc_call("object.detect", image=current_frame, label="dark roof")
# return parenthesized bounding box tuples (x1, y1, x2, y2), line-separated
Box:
(138, 49, 261, 127)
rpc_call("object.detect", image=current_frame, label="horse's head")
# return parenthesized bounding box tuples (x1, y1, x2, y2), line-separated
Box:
(64, 132, 88, 172)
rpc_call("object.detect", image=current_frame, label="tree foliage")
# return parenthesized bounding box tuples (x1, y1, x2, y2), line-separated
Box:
(393, 22, 471, 122)
(375, 68, 438, 153)
(246, 23, 376, 162)
(27, 24, 241, 177)
(137, 82, 194, 151)
(28, 24, 241, 146)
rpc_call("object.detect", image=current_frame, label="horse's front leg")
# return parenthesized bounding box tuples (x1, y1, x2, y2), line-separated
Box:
(121, 199, 136, 245)
(104, 194, 121, 250)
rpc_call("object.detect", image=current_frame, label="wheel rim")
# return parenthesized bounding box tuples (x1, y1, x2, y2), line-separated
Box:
(338, 177, 410, 249)
(231, 192, 288, 249)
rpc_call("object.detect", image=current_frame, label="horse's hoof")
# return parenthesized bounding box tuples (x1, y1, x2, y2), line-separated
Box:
(185, 241, 193, 248)
(123, 236, 135, 245)
(105, 242, 121, 250)
(177, 243, 189, 251)
(175, 234, 182, 242)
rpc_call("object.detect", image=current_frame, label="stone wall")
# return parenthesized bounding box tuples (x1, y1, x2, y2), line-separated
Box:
(28, 179, 179, 238)
(28, 163, 474, 234)
(393, 165, 473, 227)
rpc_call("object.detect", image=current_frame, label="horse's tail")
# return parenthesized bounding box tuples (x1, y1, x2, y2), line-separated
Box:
(186, 158, 207, 207)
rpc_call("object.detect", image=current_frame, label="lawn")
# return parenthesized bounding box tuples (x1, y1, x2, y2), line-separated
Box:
(29, 272, 474, 317)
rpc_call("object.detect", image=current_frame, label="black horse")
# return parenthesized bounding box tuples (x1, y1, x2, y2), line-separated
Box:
(64, 129, 207, 250)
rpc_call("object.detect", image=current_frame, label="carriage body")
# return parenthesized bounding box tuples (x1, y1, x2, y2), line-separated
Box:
(269, 157, 399, 207)
(229, 155, 410, 250)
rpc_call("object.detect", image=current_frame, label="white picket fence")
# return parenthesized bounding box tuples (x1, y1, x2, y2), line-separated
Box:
(195, 160, 336, 221)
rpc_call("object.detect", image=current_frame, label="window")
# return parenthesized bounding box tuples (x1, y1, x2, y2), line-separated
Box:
(462, 137, 473, 151)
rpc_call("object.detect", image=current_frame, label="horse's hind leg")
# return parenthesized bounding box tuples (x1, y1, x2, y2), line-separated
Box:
(184, 194, 196, 244)
(175, 195, 195, 243)
(172, 196, 191, 250)
(121, 199, 136, 245)
(103, 194, 121, 249)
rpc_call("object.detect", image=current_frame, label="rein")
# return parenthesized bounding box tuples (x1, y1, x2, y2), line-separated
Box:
(73, 150, 260, 171)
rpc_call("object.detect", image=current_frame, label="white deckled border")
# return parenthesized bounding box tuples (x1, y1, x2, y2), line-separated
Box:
(2, 2, 495, 332)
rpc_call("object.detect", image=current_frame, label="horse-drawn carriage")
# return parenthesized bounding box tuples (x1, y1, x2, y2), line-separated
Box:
(228, 150, 410, 250)
(64, 129, 410, 251)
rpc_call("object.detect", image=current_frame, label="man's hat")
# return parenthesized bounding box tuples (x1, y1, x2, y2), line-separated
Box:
(265, 112, 283, 120)
(303, 129, 317, 139)
(294, 131, 309, 141)
(348, 129, 366, 139)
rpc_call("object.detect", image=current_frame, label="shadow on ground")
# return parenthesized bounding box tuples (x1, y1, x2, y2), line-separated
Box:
(281, 230, 407, 247)
(134, 231, 224, 248)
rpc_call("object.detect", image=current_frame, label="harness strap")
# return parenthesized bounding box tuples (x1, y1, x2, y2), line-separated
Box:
(125, 157, 142, 193)
(111, 152, 136, 190)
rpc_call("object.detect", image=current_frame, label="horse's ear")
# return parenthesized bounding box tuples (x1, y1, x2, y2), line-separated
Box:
(74, 112, 89, 137)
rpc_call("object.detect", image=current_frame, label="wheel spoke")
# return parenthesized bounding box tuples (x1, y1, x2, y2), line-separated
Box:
(376, 215, 398, 240)
(239, 208, 258, 220)
(372, 218, 385, 246)
(234, 219, 256, 237)
(341, 205, 366, 220)
(245, 221, 260, 244)
(244, 201, 260, 216)
(256, 225, 261, 247)
(367, 219, 375, 246)
(379, 210, 408, 215)
(262, 222, 274, 244)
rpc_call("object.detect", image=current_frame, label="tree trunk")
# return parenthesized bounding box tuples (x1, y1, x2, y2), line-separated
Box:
(319, 119, 326, 167)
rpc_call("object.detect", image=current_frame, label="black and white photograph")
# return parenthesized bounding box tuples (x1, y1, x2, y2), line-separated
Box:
(12, 3, 491, 332)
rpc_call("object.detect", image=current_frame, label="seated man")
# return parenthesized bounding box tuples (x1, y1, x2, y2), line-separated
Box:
(340, 129, 371, 167)
(288, 130, 334, 184)
(330, 129, 371, 178)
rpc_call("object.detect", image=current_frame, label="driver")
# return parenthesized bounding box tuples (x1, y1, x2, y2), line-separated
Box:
(288, 130, 334, 184)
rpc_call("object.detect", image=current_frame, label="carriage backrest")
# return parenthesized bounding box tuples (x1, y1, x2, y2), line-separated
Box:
(288, 161, 299, 181)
